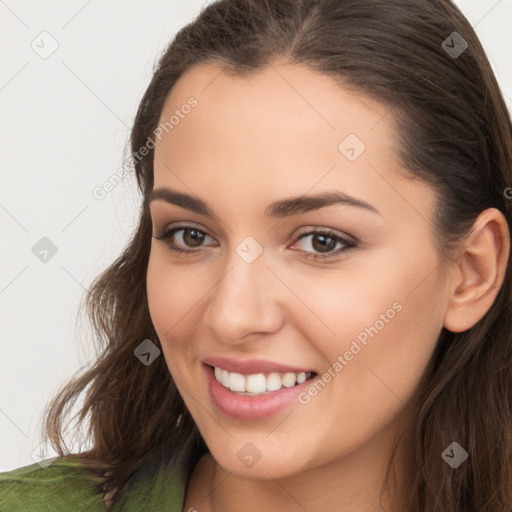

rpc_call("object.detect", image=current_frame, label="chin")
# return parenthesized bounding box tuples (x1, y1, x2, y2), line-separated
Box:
(206, 437, 314, 482)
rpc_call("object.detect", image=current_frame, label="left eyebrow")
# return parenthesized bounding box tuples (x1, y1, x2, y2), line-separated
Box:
(148, 187, 380, 218)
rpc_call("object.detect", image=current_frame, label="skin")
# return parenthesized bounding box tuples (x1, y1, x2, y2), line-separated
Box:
(144, 59, 510, 512)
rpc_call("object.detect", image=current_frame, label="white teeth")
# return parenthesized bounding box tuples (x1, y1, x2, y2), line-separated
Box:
(266, 372, 282, 391)
(213, 366, 312, 395)
(221, 369, 230, 387)
(228, 372, 246, 392)
(246, 373, 267, 393)
(282, 372, 297, 388)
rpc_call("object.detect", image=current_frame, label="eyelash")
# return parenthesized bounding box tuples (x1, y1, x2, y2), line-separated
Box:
(153, 224, 357, 262)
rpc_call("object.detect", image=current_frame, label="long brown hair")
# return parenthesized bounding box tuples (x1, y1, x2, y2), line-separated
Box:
(41, 0, 512, 509)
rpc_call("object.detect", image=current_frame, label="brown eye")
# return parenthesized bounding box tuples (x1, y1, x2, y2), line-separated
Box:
(181, 228, 206, 248)
(153, 225, 216, 254)
(293, 229, 357, 261)
(311, 233, 338, 253)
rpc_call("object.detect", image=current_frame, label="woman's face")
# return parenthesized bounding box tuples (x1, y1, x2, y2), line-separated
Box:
(147, 60, 452, 480)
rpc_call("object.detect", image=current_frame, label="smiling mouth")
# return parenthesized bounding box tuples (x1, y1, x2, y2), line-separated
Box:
(207, 364, 318, 396)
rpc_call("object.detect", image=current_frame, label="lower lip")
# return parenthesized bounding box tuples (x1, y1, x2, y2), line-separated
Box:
(204, 364, 316, 420)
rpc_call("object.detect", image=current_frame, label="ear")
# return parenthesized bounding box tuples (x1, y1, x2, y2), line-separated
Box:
(444, 208, 510, 333)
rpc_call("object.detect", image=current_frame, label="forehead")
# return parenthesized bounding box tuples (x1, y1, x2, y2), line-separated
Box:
(156, 59, 394, 154)
(152, 60, 434, 224)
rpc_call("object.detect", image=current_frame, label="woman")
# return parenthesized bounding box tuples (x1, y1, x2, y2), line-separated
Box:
(2, 0, 511, 510)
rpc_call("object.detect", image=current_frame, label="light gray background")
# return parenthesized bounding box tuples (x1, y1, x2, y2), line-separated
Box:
(1, 0, 511, 471)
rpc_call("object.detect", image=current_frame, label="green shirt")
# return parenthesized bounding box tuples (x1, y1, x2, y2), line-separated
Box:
(0, 456, 186, 511)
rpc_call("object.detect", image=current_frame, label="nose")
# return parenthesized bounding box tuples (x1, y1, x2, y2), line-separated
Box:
(202, 245, 284, 345)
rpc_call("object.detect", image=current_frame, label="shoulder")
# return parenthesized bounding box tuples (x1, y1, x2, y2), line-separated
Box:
(111, 456, 187, 511)
(0, 456, 106, 512)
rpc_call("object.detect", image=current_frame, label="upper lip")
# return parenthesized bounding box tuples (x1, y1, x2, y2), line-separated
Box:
(203, 357, 315, 375)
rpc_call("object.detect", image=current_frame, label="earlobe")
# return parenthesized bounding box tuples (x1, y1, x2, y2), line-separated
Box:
(443, 208, 510, 333)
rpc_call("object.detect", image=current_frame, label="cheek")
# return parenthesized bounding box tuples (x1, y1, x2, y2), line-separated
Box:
(146, 252, 200, 361)
(312, 242, 445, 356)
(146, 249, 206, 327)
(146, 249, 225, 382)
(321, 294, 442, 454)
(278, 262, 404, 361)
(290, 247, 445, 418)
(146, 256, 175, 334)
